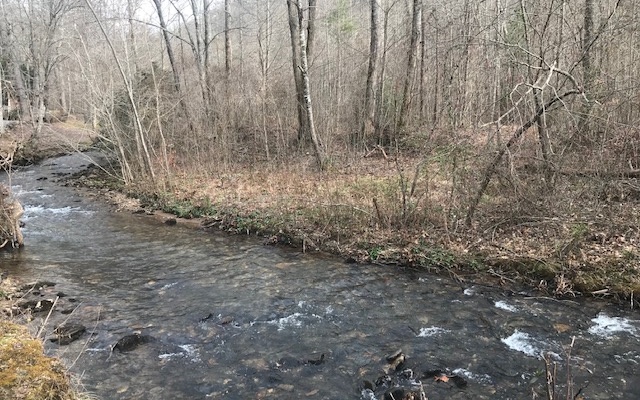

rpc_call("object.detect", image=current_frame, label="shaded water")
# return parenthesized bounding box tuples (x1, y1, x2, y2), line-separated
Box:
(2, 153, 640, 399)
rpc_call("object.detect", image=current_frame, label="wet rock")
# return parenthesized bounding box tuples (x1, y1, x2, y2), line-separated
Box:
(276, 356, 304, 370)
(384, 388, 409, 400)
(18, 298, 55, 313)
(20, 281, 55, 291)
(361, 380, 375, 391)
(450, 374, 468, 388)
(423, 369, 468, 389)
(112, 333, 153, 352)
(385, 349, 406, 372)
(50, 323, 86, 345)
(274, 353, 326, 371)
(307, 353, 325, 366)
(199, 313, 214, 322)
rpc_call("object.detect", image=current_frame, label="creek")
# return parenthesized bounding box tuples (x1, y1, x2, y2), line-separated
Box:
(1, 153, 640, 399)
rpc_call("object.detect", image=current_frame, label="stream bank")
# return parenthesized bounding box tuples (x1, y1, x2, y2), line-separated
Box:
(67, 157, 640, 308)
(2, 151, 639, 399)
(3, 120, 640, 306)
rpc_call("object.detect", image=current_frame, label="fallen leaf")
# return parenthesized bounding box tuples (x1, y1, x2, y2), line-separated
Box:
(553, 323, 571, 333)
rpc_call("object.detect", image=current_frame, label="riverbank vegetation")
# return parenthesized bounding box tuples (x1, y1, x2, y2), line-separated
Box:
(2, 0, 639, 306)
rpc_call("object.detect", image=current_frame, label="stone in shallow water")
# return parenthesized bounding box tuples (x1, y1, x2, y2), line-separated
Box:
(18, 298, 55, 313)
(113, 333, 153, 352)
(50, 323, 86, 345)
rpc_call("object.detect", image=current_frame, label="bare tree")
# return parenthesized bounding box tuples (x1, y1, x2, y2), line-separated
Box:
(286, 0, 324, 168)
(397, 0, 421, 132)
(5, 0, 77, 137)
(359, 0, 381, 146)
(578, 0, 595, 135)
(82, 0, 156, 181)
(225, 0, 232, 76)
(285, 0, 306, 141)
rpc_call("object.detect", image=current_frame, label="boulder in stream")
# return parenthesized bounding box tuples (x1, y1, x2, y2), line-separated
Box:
(112, 333, 154, 352)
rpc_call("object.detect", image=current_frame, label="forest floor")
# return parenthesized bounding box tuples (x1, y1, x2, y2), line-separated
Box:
(3, 120, 640, 308)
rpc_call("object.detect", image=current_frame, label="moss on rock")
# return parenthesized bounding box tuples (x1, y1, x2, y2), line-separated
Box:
(0, 321, 77, 400)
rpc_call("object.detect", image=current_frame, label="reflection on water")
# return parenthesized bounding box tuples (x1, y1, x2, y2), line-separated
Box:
(2, 154, 640, 399)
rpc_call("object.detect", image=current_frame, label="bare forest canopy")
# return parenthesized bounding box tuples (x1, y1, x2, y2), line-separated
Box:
(1, 0, 639, 227)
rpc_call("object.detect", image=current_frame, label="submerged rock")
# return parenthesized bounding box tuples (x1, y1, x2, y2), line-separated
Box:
(275, 353, 326, 370)
(18, 298, 55, 313)
(112, 333, 153, 352)
(50, 323, 86, 345)
(20, 281, 56, 291)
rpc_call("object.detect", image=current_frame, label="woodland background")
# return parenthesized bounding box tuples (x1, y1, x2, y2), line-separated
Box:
(2, 0, 640, 295)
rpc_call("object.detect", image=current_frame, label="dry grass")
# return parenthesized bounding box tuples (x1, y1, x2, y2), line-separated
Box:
(1, 119, 95, 164)
(142, 144, 640, 303)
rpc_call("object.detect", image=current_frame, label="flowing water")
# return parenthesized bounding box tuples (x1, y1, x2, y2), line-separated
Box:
(2, 153, 640, 399)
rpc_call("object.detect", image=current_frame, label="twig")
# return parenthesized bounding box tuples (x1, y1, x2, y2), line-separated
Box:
(37, 295, 59, 339)
(565, 336, 575, 400)
(372, 197, 386, 228)
(487, 268, 516, 283)
(70, 305, 100, 368)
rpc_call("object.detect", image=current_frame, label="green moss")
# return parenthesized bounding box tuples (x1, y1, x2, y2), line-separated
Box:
(139, 193, 216, 219)
(0, 321, 77, 400)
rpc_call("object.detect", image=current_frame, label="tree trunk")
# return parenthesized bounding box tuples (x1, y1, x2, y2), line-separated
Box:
(519, 0, 553, 187)
(287, 0, 324, 169)
(397, 0, 421, 132)
(224, 0, 232, 76)
(579, 0, 595, 135)
(152, 0, 181, 93)
(306, 0, 316, 60)
(359, 0, 380, 146)
(374, 4, 391, 145)
(0, 66, 3, 135)
(286, 0, 308, 142)
(152, 0, 195, 134)
(258, 0, 271, 159)
(83, 0, 156, 181)
(419, 3, 426, 124)
(11, 62, 29, 119)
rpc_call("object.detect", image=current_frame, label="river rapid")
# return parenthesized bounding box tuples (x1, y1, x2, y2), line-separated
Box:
(2, 153, 640, 399)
